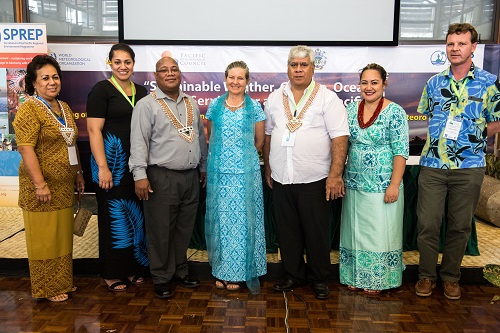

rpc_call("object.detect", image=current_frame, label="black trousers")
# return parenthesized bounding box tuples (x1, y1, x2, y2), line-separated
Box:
(272, 178, 331, 283)
(143, 166, 199, 285)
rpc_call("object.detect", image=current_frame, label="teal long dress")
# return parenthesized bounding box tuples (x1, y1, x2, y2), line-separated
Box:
(340, 101, 409, 290)
(205, 94, 267, 294)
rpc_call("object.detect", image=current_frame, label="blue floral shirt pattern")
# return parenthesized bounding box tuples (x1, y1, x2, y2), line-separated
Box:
(418, 63, 500, 169)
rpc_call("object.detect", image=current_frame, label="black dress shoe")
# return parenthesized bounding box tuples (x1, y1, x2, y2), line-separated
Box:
(313, 283, 330, 300)
(154, 283, 172, 299)
(174, 275, 200, 288)
(273, 278, 300, 291)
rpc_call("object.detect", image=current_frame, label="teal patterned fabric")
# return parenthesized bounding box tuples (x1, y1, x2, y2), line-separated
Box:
(205, 94, 267, 294)
(340, 101, 409, 290)
(344, 102, 409, 192)
(418, 63, 500, 169)
(340, 247, 404, 290)
(340, 189, 406, 290)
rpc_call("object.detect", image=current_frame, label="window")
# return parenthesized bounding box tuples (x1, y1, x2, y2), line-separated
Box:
(400, 0, 496, 42)
(27, 0, 118, 38)
(0, 0, 16, 23)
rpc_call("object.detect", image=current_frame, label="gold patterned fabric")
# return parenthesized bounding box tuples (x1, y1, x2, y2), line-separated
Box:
(23, 208, 74, 298)
(28, 254, 73, 298)
(13, 97, 79, 212)
(13, 97, 78, 298)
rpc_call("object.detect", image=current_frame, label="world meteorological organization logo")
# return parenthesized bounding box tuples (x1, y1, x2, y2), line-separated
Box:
(430, 50, 447, 66)
(48, 50, 57, 61)
(314, 49, 327, 70)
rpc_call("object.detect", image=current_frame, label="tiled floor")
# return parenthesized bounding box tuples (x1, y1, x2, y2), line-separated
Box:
(1, 277, 499, 333)
(1, 206, 499, 333)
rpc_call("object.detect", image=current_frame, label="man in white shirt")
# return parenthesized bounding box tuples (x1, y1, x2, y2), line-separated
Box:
(263, 45, 349, 299)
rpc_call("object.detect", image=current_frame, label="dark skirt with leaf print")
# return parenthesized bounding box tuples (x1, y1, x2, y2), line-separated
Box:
(94, 184, 148, 279)
(91, 133, 149, 279)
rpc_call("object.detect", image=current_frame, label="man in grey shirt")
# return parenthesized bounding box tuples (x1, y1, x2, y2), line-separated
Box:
(129, 56, 208, 298)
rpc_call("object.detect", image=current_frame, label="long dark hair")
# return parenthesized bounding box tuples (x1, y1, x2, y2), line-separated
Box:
(108, 43, 136, 63)
(359, 63, 388, 83)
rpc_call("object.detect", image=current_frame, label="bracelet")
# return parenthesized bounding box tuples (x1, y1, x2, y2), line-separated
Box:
(76, 170, 83, 175)
(34, 182, 47, 190)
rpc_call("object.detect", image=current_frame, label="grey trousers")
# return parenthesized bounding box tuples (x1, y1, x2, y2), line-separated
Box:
(143, 166, 199, 285)
(416, 166, 484, 282)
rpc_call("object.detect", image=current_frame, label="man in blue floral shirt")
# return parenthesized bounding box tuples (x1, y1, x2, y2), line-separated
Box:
(415, 23, 500, 300)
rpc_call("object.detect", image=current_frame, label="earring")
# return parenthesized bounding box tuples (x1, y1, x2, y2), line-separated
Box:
(106, 58, 112, 66)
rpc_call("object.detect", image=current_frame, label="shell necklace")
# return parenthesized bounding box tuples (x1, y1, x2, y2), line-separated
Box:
(151, 92, 194, 143)
(33, 96, 75, 145)
(282, 82, 320, 132)
(225, 99, 244, 108)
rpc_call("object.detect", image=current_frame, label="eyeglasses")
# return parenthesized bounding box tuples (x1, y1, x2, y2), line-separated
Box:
(156, 67, 180, 74)
(289, 62, 310, 68)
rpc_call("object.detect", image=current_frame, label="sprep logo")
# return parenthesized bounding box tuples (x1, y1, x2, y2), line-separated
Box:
(430, 50, 447, 65)
(1, 27, 44, 41)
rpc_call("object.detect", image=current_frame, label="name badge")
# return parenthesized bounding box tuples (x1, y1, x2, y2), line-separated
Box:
(443, 117, 462, 141)
(281, 130, 296, 147)
(67, 145, 79, 165)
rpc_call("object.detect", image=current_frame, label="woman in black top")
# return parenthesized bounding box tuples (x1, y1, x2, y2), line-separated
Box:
(87, 43, 148, 291)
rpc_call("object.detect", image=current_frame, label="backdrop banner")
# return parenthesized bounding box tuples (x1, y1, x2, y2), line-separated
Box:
(1, 43, 499, 203)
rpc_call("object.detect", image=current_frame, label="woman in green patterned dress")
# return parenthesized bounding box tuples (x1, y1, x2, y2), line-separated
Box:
(340, 63, 409, 295)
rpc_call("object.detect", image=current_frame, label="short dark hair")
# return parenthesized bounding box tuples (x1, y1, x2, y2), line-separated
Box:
(225, 61, 250, 81)
(446, 23, 479, 44)
(25, 55, 62, 96)
(359, 63, 388, 83)
(108, 43, 136, 62)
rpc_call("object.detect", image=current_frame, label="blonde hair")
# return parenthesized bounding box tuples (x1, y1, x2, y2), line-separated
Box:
(225, 61, 250, 81)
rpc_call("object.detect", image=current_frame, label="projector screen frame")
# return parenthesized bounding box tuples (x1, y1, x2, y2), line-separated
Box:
(118, 0, 400, 47)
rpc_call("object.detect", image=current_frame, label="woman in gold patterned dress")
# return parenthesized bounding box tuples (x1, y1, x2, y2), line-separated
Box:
(13, 55, 85, 302)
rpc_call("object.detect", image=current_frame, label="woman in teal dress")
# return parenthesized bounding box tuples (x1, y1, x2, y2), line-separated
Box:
(205, 61, 267, 294)
(340, 63, 409, 294)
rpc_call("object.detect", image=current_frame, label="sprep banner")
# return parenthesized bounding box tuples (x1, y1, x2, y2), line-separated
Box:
(0, 23, 47, 206)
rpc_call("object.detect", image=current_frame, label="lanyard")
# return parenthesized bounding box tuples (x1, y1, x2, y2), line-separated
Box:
(450, 77, 469, 117)
(290, 80, 315, 117)
(36, 95, 66, 126)
(111, 76, 136, 107)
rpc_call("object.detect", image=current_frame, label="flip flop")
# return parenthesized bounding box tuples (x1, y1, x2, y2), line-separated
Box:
(108, 281, 127, 292)
(47, 294, 68, 302)
(101, 278, 127, 292)
(226, 282, 243, 291)
(69, 286, 77, 292)
(347, 285, 361, 291)
(128, 275, 145, 285)
(363, 289, 381, 295)
(215, 279, 228, 289)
